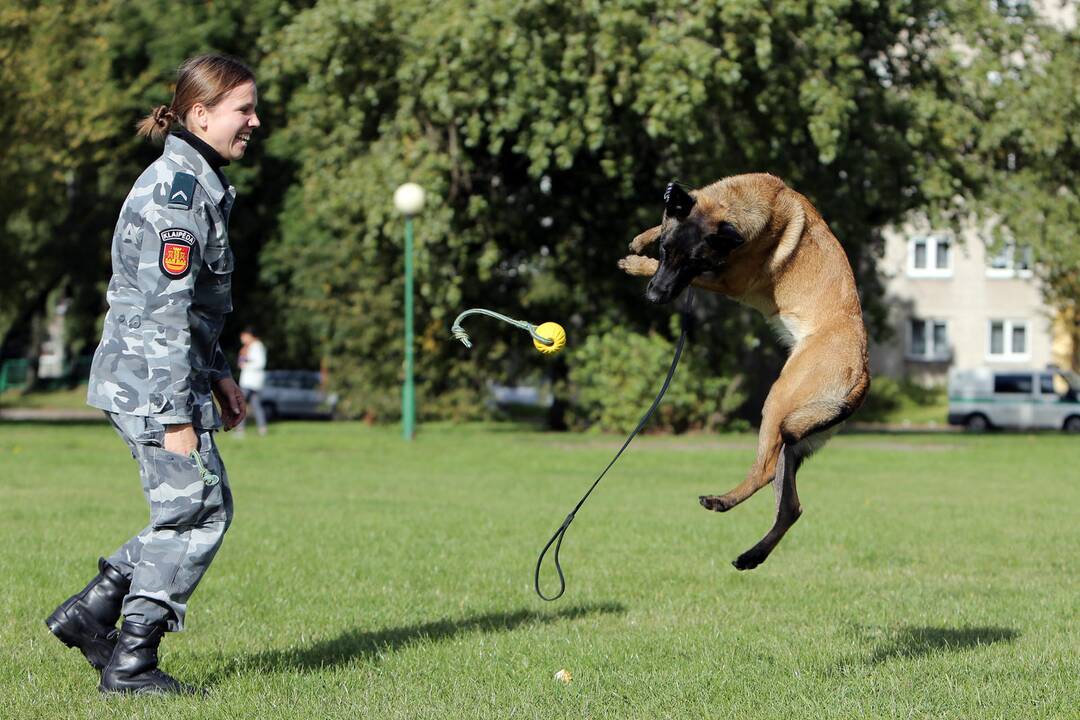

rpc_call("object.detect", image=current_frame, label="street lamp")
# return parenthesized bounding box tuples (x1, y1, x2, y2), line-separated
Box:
(394, 182, 425, 440)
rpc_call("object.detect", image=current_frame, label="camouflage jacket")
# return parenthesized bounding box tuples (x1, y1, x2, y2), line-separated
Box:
(87, 134, 237, 428)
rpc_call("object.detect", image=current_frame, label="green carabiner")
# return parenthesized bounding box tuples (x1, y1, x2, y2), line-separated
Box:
(189, 450, 220, 486)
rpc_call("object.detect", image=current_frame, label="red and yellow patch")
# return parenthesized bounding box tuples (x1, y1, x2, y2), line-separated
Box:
(162, 243, 191, 275)
(158, 228, 197, 279)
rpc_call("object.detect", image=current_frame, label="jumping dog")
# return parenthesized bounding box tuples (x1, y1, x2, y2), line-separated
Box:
(618, 173, 870, 570)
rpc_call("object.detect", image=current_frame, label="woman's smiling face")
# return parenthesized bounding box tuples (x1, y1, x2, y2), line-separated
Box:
(191, 81, 260, 161)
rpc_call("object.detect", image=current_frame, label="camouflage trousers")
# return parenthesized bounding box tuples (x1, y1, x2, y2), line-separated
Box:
(103, 412, 233, 632)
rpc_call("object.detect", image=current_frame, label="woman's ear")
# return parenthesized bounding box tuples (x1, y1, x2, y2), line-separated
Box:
(188, 103, 209, 132)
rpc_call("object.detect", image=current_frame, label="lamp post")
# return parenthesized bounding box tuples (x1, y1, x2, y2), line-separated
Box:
(393, 182, 425, 440)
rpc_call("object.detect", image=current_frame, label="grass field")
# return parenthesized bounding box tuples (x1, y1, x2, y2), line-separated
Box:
(1, 420, 1077, 719)
(0, 386, 92, 411)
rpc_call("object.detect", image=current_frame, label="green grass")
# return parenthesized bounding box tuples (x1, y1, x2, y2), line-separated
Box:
(859, 379, 950, 427)
(877, 394, 949, 426)
(1, 421, 1077, 719)
(0, 385, 91, 411)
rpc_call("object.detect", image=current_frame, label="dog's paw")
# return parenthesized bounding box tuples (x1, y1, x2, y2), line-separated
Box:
(732, 550, 765, 571)
(699, 495, 736, 512)
(629, 226, 661, 253)
(618, 255, 658, 277)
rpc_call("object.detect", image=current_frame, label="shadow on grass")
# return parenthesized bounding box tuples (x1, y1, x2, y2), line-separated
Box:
(866, 625, 1019, 664)
(214, 602, 624, 678)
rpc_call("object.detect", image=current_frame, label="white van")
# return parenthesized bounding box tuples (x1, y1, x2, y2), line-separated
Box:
(947, 367, 1080, 432)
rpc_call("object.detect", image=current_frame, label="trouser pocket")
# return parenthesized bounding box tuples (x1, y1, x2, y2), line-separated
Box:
(135, 421, 229, 530)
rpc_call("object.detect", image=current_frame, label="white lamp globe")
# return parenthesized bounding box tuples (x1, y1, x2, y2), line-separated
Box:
(393, 183, 426, 216)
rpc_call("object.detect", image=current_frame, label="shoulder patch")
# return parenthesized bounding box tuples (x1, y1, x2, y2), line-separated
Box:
(167, 172, 197, 210)
(159, 228, 197, 278)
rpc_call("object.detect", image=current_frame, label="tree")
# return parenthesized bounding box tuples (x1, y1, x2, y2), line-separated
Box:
(4, 0, 1073, 420)
(0, 1, 122, 356)
(258, 0, 1015, 420)
(0, 0, 298, 369)
(942, 4, 1079, 363)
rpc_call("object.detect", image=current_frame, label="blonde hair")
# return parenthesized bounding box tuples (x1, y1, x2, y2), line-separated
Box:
(136, 54, 255, 142)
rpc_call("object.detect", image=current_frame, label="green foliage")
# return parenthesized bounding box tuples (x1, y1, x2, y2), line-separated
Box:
(950, 15, 1080, 351)
(859, 376, 947, 424)
(256, 0, 989, 420)
(567, 326, 745, 433)
(0, 0, 296, 358)
(0, 1, 123, 339)
(2, 0, 1076, 423)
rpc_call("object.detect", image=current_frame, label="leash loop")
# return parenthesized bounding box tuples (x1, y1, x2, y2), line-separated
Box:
(534, 289, 694, 601)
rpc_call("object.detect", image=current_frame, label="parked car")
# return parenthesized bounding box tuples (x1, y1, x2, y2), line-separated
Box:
(259, 370, 338, 420)
(947, 367, 1080, 432)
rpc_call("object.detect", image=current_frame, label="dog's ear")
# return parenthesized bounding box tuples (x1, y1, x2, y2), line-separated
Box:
(706, 221, 745, 255)
(664, 182, 695, 220)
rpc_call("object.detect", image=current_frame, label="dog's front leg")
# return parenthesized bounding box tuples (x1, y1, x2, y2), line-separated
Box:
(629, 225, 661, 254)
(617, 255, 659, 277)
(617, 256, 728, 295)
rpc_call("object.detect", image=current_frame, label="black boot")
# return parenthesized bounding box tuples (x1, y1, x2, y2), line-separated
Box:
(99, 620, 200, 695)
(45, 557, 130, 671)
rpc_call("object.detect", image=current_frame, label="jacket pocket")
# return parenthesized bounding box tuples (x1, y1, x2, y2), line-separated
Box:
(203, 243, 234, 275)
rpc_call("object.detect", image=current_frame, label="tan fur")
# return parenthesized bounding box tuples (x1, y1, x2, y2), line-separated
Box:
(619, 173, 870, 570)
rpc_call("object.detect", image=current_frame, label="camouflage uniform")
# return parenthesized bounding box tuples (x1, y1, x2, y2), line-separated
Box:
(86, 133, 237, 631)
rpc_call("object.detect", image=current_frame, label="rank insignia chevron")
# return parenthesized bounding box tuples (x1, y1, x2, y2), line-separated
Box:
(167, 172, 196, 210)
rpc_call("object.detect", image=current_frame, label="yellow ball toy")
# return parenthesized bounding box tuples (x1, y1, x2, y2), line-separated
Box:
(533, 322, 567, 355)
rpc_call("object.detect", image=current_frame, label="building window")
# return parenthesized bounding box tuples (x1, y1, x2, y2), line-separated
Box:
(907, 318, 950, 361)
(986, 242, 1033, 278)
(987, 319, 1030, 361)
(907, 235, 951, 278)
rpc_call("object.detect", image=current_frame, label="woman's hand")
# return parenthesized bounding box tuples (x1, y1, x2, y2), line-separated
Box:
(214, 376, 247, 430)
(163, 424, 199, 456)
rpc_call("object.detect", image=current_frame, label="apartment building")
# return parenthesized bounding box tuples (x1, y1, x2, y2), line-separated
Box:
(869, 221, 1058, 385)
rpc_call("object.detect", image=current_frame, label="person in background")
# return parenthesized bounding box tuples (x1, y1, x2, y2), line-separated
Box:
(236, 327, 268, 436)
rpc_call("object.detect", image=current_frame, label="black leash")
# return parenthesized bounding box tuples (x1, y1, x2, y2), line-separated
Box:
(534, 289, 695, 601)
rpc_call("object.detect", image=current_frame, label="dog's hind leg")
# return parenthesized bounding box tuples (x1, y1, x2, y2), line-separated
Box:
(731, 444, 802, 570)
(700, 410, 784, 512)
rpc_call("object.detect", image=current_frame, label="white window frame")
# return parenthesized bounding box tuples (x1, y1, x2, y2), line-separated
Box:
(907, 234, 952, 278)
(986, 241, 1034, 279)
(906, 317, 951, 361)
(986, 319, 1031, 362)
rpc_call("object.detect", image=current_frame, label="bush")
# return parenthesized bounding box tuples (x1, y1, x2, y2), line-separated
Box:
(567, 326, 745, 434)
(858, 376, 903, 421)
(858, 376, 946, 423)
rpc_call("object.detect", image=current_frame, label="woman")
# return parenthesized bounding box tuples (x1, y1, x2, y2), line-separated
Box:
(45, 54, 259, 696)
(236, 327, 269, 436)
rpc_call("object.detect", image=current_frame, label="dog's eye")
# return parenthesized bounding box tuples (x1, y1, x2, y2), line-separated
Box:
(706, 222, 744, 254)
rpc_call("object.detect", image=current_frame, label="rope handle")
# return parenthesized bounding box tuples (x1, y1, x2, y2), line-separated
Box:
(451, 309, 553, 349)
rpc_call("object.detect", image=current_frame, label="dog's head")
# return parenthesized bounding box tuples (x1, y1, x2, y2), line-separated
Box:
(644, 182, 746, 304)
